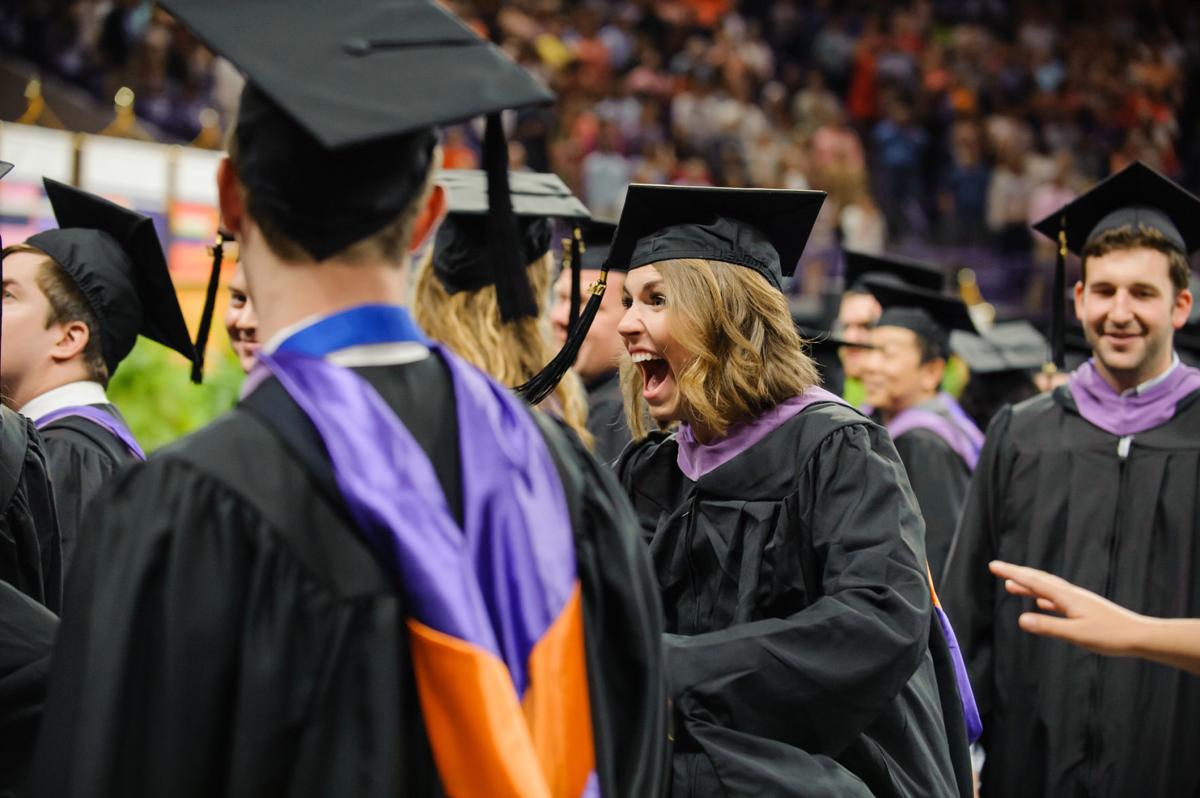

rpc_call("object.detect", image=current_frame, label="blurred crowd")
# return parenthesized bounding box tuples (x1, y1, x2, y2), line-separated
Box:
(4, 0, 1200, 298)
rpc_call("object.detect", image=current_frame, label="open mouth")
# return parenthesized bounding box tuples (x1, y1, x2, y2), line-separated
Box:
(632, 351, 672, 400)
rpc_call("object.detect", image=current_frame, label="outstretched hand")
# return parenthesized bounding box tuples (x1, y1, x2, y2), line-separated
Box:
(987, 560, 1144, 657)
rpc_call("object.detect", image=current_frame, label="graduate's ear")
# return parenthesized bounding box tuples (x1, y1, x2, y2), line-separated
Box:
(919, 357, 946, 392)
(49, 319, 90, 364)
(1073, 279, 1086, 322)
(408, 184, 446, 254)
(217, 157, 245, 238)
(1172, 287, 1194, 329)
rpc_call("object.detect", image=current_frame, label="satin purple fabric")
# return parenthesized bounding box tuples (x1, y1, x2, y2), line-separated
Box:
(1069, 358, 1200, 437)
(257, 306, 576, 698)
(34, 404, 146, 461)
(886, 393, 984, 471)
(675, 387, 846, 481)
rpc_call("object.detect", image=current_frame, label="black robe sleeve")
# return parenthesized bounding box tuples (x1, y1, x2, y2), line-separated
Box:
(0, 578, 57, 796)
(940, 406, 1014, 727)
(892, 428, 971, 585)
(661, 422, 932, 759)
(0, 408, 62, 612)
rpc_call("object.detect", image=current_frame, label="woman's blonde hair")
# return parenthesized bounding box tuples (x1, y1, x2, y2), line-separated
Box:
(412, 248, 593, 448)
(620, 258, 820, 440)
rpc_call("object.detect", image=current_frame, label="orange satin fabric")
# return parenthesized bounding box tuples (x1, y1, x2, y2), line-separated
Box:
(408, 582, 594, 797)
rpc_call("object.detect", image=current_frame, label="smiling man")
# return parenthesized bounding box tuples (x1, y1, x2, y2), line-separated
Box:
(942, 161, 1200, 798)
(859, 278, 983, 583)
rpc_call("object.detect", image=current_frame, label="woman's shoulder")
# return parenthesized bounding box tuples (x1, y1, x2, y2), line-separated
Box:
(615, 429, 677, 481)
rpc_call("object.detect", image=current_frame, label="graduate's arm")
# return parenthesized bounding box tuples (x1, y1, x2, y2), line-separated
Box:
(664, 422, 930, 756)
(0, 578, 57, 791)
(991, 560, 1200, 675)
(940, 406, 1014, 722)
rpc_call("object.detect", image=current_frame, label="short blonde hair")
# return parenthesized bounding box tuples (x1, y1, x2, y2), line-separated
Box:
(411, 248, 593, 448)
(621, 258, 819, 439)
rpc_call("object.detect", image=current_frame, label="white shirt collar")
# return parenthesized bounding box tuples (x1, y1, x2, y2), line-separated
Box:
(1124, 353, 1181, 397)
(18, 381, 110, 422)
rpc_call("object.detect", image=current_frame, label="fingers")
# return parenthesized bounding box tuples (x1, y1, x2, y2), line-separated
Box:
(1036, 597, 1060, 613)
(1018, 611, 1073, 640)
(990, 560, 1074, 605)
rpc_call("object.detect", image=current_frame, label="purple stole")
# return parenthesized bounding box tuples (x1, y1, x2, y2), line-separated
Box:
(1069, 358, 1200, 437)
(254, 304, 598, 797)
(886, 393, 984, 471)
(34, 404, 145, 461)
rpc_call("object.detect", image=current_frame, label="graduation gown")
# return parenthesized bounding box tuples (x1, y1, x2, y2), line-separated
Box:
(0, 406, 62, 612)
(28, 355, 667, 798)
(618, 399, 970, 797)
(941, 386, 1200, 797)
(882, 395, 981, 586)
(0, 579, 57, 796)
(38, 404, 137, 574)
(584, 370, 632, 464)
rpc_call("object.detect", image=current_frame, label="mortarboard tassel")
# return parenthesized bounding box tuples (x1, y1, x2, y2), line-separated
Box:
(566, 226, 584, 333)
(191, 230, 227, 383)
(516, 269, 609, 406)
(483, 113, 537, 322)
(1051, 219, 1067, 370)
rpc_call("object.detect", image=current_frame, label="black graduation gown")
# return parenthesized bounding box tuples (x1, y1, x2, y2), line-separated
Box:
(584, 370, 632, 464)
(942, 386, 1200, 797)
(27, 354, 667, 798)
(618, 401, 971, 798)
(891, 427, 971, 586)
(39, 403, 137, 574)
(0, 406, 62, 613)
(0, 578, 57, 797)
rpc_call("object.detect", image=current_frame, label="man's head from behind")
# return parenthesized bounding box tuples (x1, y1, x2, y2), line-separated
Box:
(1074, 224, 1193, 391)
(1, 244, 107, 408)
(550, 268, 627, 383)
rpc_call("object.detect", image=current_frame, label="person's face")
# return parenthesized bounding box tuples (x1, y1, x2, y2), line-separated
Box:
(1, 251, 61, 404)
(549, 268, 627, 383)
(617, 265, 691, 424)
(224, 264, 260, 374)
(862, 325, 943, 414)
(836, 291, 881, 378)
(1074, 247, 1192, 389)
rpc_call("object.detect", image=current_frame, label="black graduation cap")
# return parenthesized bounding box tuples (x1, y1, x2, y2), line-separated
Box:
(1031, 160, 1200, 369)
(860, 276, 976, 359)
(24, 179, 198, 380)
(604, 184, 827, 291)
(160, 0, 556, 339)
(843, 250, 945, 293)
(432, 170, 590, 297)
(580, 220, 618, 272)
(951, 321, 1048, 374)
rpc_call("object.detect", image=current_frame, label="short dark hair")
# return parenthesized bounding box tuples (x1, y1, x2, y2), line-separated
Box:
(226, 127, 433, 265)
(4, 244, 109, 385)
(1081, 225, 1192, 293)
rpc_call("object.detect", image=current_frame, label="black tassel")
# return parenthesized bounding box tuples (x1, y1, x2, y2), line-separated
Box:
(567, 226, 584, 333)
(1051, 219, 1066, 370)
(516, 270, 608, 406)
(191, 230, 226, 384)
(483, 113, 536, 322)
